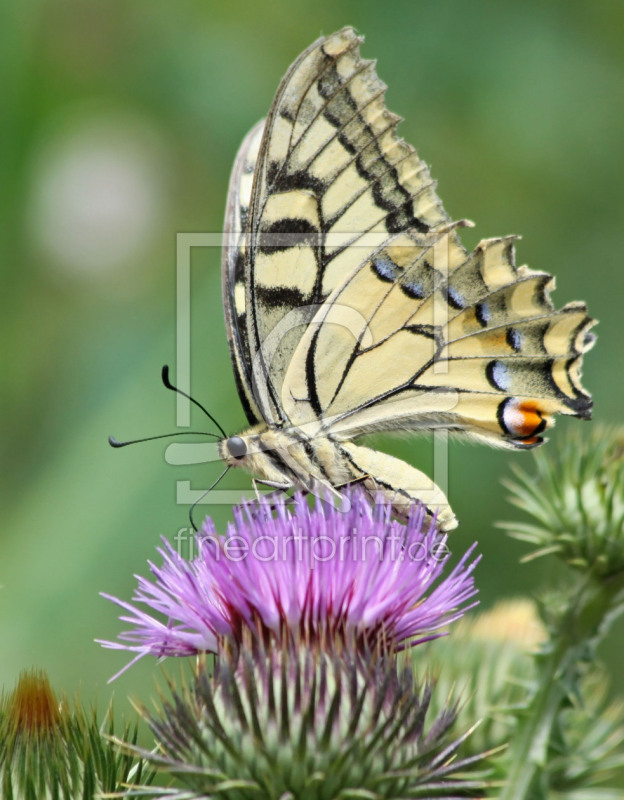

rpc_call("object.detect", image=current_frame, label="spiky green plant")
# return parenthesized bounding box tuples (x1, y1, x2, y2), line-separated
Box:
(414, 599, 543, 760)
(496, 425, 624, 800)
(546, 668, 624, 799)
(415, 598, 624, 797)
(501, 425, 624, 576)
(121, 642, 492, 799)
(0, 669, 153, 800)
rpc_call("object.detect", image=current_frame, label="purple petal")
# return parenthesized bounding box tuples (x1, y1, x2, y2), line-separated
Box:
(101, 488, 479, 669)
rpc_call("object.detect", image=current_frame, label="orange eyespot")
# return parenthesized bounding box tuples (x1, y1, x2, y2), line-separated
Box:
(515, 402, 544, 437)
(518, 435, 541, 446)
(499, 398, 548, 440)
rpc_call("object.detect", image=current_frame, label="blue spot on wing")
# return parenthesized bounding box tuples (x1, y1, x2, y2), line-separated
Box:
(401, 279, 426, 299)
(476, 301, 491, 327)
(486, 360, 510, 391)
(446, 286, 466, 309)
(506, 327, 522, 351)
(372, 256, 400, 283)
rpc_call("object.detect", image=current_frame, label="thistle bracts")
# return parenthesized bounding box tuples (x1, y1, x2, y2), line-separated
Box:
(501, 425, 624, 577)
(130, 641, 489, 799)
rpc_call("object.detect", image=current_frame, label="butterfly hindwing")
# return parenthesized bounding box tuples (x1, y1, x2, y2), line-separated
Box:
(281, 231, 594, 447)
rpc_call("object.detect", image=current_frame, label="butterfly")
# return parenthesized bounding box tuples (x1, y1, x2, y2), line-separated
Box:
(216, 26, 595, 530)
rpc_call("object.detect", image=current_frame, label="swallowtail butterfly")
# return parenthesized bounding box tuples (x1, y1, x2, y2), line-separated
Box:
(217, 27, 595, 530)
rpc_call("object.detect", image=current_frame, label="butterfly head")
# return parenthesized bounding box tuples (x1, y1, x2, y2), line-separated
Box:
(225, 435, 247, 460)
(218, 425, 301, 491)
(217, 425, 269, 470)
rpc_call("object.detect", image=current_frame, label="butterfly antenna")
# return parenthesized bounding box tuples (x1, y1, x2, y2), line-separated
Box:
(161, 365, 228, 439)
(109, 431, 221, 448)
(189, 465, 230, 531)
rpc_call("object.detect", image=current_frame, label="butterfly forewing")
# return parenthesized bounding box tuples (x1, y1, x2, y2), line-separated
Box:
(222, 120, 265, 425)
(242, 27, 458, 423)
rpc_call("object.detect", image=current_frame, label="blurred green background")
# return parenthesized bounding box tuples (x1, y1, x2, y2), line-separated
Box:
(2, 0, 623, 717)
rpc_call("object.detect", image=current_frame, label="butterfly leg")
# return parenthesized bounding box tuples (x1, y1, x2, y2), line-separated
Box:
(332, 474, 370, 491)
(251, 478, 293, 508)
(297, 475, 354, 514)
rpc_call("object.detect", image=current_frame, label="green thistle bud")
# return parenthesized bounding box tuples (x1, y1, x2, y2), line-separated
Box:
(0, 668, 153, 799)
(500, 425, 624, 578)
(413, 600, 544, 759)
(546, 668, 624, 798)
(131, 641, 489, 798)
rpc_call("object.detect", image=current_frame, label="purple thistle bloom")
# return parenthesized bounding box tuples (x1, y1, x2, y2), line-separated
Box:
(100, 489, 479, 674)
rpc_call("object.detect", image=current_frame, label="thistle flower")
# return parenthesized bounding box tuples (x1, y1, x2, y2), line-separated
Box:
(0, 668, 153, 799)
(123, 640, 490, 799)
(100, 489, 479, 671)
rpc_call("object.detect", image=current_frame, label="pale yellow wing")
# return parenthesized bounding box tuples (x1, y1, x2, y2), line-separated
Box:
(281, 231, 595, 448)
(222, 120, 266, 425)
(242, 27, 457, 424)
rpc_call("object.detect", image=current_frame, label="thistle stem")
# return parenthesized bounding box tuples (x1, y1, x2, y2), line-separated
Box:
(500, 571, 624, 800)
(499, 636, 570, 799)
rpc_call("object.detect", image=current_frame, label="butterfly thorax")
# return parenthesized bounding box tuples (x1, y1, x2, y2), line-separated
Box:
(218, 423, 353, 494)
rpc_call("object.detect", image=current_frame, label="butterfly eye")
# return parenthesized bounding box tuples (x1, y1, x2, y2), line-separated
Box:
(226, 436, 247, 459)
